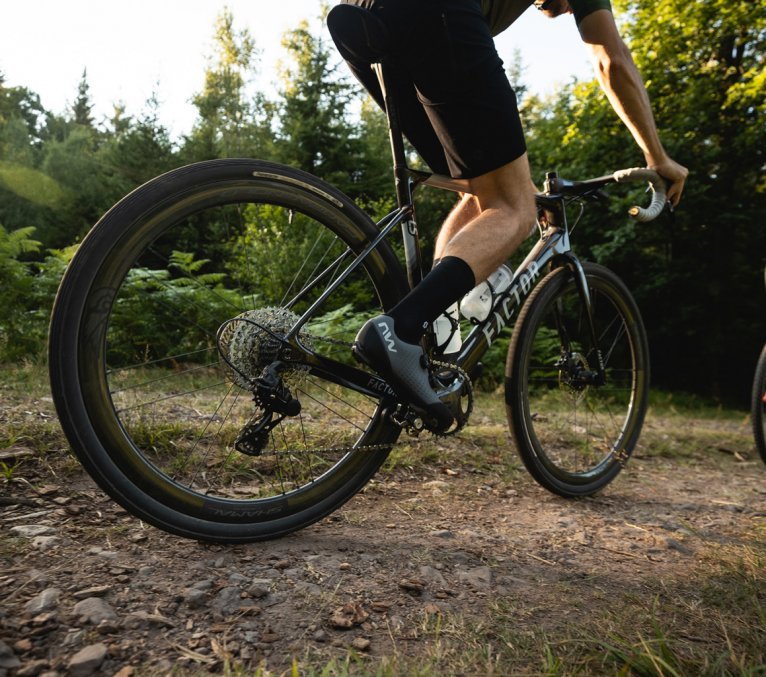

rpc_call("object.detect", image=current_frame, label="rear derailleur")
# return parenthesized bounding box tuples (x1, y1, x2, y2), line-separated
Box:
(234, 361, 301, 456)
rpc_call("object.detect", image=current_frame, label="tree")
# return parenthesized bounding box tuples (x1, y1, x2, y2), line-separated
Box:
(100, 93, 176, 192)
(275, 17, 362, 195)
(183, 8, 274, 161)
(71, 69, 95, 128)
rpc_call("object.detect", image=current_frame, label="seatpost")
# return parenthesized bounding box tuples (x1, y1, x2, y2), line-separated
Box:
(372, 61, 423, 288)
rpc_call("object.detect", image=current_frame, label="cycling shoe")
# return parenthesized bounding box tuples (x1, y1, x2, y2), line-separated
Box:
(352, 314, 453, 432)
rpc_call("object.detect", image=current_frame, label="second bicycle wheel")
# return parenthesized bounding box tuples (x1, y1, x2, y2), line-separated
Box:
(752, 344, 766, 464)
(49, 159, 409, 542)
(506, 262, 649, 496)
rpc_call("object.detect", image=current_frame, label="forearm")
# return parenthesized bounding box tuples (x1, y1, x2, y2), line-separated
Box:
(578, 10, 667, 165)
(592, 44, 667, 165)
(576, 9, 688, 205)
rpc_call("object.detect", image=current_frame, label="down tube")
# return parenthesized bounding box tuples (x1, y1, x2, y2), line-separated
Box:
(456, 234, 564, 376)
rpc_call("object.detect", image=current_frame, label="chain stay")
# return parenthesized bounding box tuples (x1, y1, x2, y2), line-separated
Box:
(240, 332, 473, 458)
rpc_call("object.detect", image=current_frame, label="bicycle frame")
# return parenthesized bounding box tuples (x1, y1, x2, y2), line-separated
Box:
(282, 58, 605, 403)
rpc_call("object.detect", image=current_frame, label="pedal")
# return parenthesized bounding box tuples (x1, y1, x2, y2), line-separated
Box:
(389, 405, 425, 437)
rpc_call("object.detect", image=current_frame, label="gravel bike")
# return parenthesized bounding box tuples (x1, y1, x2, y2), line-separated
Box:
(48, 4, 667, 542)
(752, 269, 766, 464)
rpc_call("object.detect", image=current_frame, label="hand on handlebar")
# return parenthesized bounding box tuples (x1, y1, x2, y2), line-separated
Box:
(647, 157, 688, 208)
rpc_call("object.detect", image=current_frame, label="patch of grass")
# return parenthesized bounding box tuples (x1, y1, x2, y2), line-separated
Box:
(253, 536, 766, 677)
(649, 390, 747, 421)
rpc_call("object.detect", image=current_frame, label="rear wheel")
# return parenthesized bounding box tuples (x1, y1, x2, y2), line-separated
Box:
(49, 159, 408, 542)
(506, 263, 649, 497)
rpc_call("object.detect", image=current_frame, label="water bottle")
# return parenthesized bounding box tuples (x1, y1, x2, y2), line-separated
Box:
(432, 302, 462, 355)
(460, 264, 513, 323)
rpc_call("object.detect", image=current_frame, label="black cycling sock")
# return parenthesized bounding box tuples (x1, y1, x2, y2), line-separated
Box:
(388, 256, 476, 343)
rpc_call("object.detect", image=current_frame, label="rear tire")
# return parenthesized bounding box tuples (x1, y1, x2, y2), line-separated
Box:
(49, 159, 408, 542)
(505, 262, 649, 497)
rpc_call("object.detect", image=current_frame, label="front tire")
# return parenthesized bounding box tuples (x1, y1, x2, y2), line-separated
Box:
(505, 263, 649, 497)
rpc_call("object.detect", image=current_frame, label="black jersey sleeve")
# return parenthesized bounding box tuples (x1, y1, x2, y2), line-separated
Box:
(569, 0, 612, 25)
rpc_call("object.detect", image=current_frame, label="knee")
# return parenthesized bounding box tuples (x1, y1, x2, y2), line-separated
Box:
(480, 190, 536, 233)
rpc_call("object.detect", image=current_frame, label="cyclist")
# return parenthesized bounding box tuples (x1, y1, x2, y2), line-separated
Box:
(328, 0, 688, 430)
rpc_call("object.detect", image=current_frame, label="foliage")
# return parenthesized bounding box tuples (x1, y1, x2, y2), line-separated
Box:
(107, 250, 241, 368)
(0, 5, 762, 404)
(0, 225, 42, 360)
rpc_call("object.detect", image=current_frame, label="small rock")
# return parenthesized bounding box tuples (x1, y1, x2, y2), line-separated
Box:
(73, 585, 112, 600)
(24, 589, 60, 616)
(72, 598, 118, 625)
(419, 566, 447, 587)
(15, 659, 49, 677)
(429, 529, 455, 539)
(30, 612, 58, 627)
(96, 619, 120, 635)
(247, 579, 271, 598)
(313, 630, 327, 643)
(329, 603, 369, 629)
(211, 587, 244, 618)
(666, 538, 693, 555)
(31, 536, 60, 551)
(113, 667, 135, 677)
(184, 589, 207, 609)
(350, 637, 371, 652)
(398, 578, 425, 595)
(123, 611, 175, 629)
(67, 643, 107, 676)
(13, 639, 33, 653)
(260, 631, 280, 644)
(457, 566, 492, 589)
(0, 640, 21, 670)
(97, 550, 120, 560)
(10, 525, 55, 538)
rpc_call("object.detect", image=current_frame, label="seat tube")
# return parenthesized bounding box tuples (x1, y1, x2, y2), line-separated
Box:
(373, 61, 423, 288)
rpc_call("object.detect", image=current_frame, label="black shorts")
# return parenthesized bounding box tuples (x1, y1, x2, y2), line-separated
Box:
(338, 0, 526, 179)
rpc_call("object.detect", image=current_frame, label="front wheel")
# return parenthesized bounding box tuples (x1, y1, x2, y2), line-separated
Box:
(505, 263, 649, 497)
(49, 159, 409, 542)
(752, 345, 766, 464)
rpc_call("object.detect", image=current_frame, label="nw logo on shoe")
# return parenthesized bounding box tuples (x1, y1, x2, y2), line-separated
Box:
(377, 321, 397, 353)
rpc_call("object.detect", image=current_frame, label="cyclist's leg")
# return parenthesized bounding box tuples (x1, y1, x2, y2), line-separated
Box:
(334, 0, 452, 176)
(434, 156, 537, 281)
(434, 193, 479, 263)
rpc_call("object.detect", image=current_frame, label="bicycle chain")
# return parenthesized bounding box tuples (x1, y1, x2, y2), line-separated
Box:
(254, 332, 475, 458)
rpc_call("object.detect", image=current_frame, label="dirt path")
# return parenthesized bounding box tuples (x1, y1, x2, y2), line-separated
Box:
(1, 405, 765, 675)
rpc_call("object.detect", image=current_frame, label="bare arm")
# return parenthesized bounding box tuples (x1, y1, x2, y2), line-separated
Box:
(577, 10, 688, 205)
